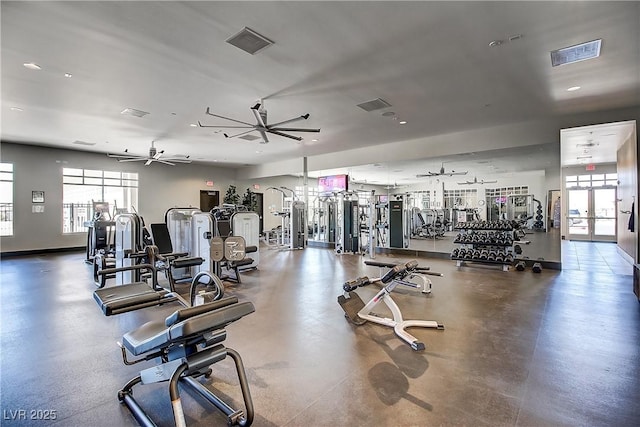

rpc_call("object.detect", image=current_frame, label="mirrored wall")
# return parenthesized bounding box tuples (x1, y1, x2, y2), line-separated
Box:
(306, 143, 562, 264)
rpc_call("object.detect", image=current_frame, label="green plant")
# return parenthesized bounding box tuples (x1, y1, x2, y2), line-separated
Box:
(242, 188, 257, 212)
(224, 185, 240, 205)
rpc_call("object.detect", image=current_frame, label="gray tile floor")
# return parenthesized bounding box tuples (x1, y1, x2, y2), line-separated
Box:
(1, 244, 639, 426)
(561, 240, 634, 275)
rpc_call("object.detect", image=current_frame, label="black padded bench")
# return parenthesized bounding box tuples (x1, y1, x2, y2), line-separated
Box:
(116, 297, 256, 426)
(94, 282, 177, 316)
(122, 297, 253, 355)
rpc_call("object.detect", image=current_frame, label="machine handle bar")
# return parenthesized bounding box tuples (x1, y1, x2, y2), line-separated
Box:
(364, 260, 430, 271)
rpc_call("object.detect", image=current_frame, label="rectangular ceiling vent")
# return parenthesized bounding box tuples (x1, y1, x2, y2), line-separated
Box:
(226, 27, 274, 55)
(239, 134, 261, 141)
(120, 108, 149, 118)
(72, 140, 96, 146)
(357, 98, 392, 112)
(551, 39, 602, 67)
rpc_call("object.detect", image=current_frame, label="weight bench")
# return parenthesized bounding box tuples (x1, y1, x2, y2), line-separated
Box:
(116, 297, 255, 426)
(93, 247, 180, 315)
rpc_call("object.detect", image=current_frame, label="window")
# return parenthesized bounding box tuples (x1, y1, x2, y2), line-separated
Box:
(485, 186, 529, 221)
(444, 189, 477, 209)
(62, 168, 138, 233)
(565, 173, 617, 188)
(0, 163, 14, 236)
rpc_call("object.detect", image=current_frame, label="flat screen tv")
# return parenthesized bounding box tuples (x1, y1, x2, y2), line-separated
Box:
(318, 174, 349, 194)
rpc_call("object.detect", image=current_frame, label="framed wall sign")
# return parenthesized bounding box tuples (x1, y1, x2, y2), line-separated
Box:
(32, 191, 45, 203)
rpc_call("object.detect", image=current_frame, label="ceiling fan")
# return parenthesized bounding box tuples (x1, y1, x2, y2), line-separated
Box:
(416, 163, 468, 177)
(197, 100, 320, 144)
(458, 176, 497, 185)
(384, 182, 407, 190)
(107, 141, 192, 166)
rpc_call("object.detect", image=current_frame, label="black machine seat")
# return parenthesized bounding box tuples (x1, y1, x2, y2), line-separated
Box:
(94, 282, 175, 316)
(122, 297, 254, 356)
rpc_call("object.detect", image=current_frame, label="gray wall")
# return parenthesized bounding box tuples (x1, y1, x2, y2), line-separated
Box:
(0, 142, 236, 252)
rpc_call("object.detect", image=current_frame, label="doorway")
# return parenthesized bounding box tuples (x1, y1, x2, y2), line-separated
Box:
(253, 193, 264, 235)
(567, 187, 617, 242)
(200, 190, 219, 212)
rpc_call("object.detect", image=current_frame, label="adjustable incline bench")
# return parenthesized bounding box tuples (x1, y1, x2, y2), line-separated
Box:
(93, 246, 256, 426)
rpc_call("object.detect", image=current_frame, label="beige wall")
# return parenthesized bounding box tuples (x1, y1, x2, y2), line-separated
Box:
(0, 142, 236, 252)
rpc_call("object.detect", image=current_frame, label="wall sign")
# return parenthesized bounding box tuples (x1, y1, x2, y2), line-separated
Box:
(32, 191, 45, 203)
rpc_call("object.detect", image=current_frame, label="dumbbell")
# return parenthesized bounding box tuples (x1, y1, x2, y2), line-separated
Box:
(515, 260, 526, 271)
(514, 244, 522, 254)
(532, 258, 544, 273)
(451, 248, 459, 258)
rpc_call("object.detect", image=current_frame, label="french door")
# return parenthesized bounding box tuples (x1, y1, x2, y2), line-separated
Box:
(567, 187, 617, 242)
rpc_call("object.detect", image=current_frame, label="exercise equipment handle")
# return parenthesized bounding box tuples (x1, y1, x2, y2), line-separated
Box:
(365, 260, 430, 271)
(414, 269, 444, 277)
(343, 276, 371, 292)
(364, 261, 398, 268)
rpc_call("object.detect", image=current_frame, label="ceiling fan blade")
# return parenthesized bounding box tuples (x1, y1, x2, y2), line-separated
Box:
(197, 122, 253, 129)
(162, 158, 192, 164)
(115, 158, 147, 162)
(107, 153, 140, 159)
(225, 129, 258, 139)
(269, 127, 321, 133)
(266, 129, 303, 141)
(153, 150, 164, 160)
(156, 160, 175, 166)
(267, 114, 310, 128)
(204, 107, 254, 126)
(145, 159, 153, 166)
(252, 107, 267, 128)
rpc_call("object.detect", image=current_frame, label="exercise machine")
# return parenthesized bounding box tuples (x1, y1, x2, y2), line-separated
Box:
(265, 187, 306, 250)
(93, 247, 254, 426)
(191, 211, 255, 283)
(335, 191, 360, 254)
(338, 260, 444, 351)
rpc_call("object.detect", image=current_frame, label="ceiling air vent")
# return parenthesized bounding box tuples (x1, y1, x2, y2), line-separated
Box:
(239, 134, 261, 141)
(226, 27, 274, 55)
(551, 39, 602, 67)
(121, 108, 149, 118)
(357, 98, 392, 112)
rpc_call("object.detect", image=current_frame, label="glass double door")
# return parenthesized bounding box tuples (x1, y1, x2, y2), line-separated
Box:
(567, 187, 617, 241)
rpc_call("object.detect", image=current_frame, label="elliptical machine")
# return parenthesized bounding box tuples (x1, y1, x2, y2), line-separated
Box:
(338, 260, 444, 351)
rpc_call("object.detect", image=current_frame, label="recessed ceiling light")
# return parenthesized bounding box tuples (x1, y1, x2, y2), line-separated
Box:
(23, 62, 41, 70)
(311, 139, 318, 142)
(190, 123, 197, 127)
(10, 107, 23, 112)
(399, 121, 407, 125)
(64, 73, 72, 78)
(381, 111, 396, 117)
(508, 34, 523, 42)
(567, 86, 581, 92)
(255, 150, 262, 154)
(488, 40, 503, 47)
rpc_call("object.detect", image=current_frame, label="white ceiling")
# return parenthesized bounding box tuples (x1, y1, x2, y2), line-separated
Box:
(2, 1, 639, 182)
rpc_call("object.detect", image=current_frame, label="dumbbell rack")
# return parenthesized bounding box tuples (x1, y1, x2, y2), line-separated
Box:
(451, 221, 515, 271)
